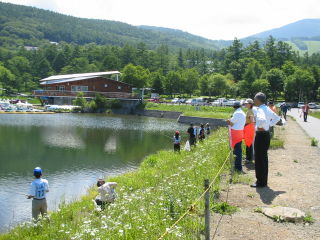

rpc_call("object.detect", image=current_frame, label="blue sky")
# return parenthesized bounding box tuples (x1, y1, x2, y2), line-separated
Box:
(2, 0, 320, 40)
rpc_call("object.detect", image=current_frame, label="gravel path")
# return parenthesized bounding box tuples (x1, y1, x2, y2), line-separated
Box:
(211, 118, 320, 240)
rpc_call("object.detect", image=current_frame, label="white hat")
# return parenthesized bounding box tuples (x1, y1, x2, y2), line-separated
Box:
(244, 98, 254, 104)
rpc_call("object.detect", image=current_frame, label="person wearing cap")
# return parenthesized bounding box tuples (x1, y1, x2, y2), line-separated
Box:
(251, 92, 280, 188)
(227, 101, 246, 172)
(173, 130, 181, 152)
(244, 98, 256, 163)
(27, 167, 49, 220)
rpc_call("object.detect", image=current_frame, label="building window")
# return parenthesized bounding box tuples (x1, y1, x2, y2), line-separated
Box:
(117, 86, 122, 90)
(59, 85, 65, 91)
(71, 86, 88, 92)
(104, 84, 108, 88)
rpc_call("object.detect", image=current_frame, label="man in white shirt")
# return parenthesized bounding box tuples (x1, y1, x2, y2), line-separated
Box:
(95, 179, 117, 210)
(251, 92, 280, 188)
(227, 101, 246, 172)
(27, 167, 49, 220)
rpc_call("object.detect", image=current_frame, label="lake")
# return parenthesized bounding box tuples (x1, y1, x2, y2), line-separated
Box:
(0, 113, 185, 232)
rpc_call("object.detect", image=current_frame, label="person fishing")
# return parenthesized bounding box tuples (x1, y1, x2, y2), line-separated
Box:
(198, 123, 205, 141)
(95, 179, 117, 210)
(227, 101, 246, 172)
(187, 123, 196, 146)
(27, 167, 49, 220)
(244, 99, 256, 163)
(206, 123, 211, 135)
(173, 131, 181, 152)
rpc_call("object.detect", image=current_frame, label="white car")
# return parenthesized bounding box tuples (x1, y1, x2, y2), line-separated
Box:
(297, 102, 305, 108)
(186, 99, 193, 104)
(308, 103, 319, 109)
(171, 98, 180, 104)
(211, 100, 220, 106)
(225, 99, 236, 106)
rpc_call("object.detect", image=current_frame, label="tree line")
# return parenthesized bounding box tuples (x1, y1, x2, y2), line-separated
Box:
(0, 36, 320, 101)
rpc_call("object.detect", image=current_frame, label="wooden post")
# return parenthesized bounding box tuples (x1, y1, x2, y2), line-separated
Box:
(204, 179, 210, 240)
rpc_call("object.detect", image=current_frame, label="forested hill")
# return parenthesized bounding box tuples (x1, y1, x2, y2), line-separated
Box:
(0, 2, 218, 50)
(248, 19, 320, 39)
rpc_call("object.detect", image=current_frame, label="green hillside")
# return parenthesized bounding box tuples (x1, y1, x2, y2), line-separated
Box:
(285, 40, 320, 55)
(0, 2, 218, 50)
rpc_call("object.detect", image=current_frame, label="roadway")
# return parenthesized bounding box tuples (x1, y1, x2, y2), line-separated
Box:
(287, 108, 320, 146)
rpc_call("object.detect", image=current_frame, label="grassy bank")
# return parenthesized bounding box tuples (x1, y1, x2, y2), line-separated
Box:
(310, 111, 320, 119)
(145, 103, 233, 119)
(0, 128, 230, 240)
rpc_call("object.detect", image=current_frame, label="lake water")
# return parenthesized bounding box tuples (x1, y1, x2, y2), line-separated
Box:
(0, 113, 185, 232)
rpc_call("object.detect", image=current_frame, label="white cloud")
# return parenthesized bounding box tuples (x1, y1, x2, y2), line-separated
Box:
(2, 0, 320, 40)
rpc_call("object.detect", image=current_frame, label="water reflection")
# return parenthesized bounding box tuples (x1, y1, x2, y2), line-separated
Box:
(0, 114, 186, 231)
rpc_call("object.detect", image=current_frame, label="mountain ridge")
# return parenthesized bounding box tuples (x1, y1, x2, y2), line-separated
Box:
(0, 2, 218, 50)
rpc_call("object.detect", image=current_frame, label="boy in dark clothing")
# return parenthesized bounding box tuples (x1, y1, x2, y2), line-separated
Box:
(198, 124, 205, 141)
(187, 123, 196, 146)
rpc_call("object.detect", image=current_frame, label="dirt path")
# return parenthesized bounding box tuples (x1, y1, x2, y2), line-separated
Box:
(211, 118, 320, 240)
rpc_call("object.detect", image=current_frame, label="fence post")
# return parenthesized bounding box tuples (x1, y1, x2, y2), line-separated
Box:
(204, 179, 210, 240)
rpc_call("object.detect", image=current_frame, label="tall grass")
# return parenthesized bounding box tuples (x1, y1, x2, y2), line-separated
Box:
(146, 103, 233, 119)
(0, 128, 231, 240)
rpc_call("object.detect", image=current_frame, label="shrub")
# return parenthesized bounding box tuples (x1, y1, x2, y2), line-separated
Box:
(311, 138, 318, 147)
(212, 202, 239, 215)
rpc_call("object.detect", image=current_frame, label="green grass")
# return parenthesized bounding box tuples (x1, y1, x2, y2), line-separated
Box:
(303, 214, 315, 224)
(286, 40, 320, 55)
(270, 138, 284, 149)
(145, 103, 233, 119)
(0, 128, 231, 240)
(310, 112, 320, 119)
(212, 202, 239, 215)
(231, 172, 253, 184)
(311, 137, 319, 147)
(304, 41, 320, 55)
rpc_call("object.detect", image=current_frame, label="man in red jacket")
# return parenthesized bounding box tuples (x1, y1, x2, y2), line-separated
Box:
(301, 103, 310, 122)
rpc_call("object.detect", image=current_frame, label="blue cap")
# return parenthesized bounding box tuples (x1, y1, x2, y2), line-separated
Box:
(34, 167, 42, 176)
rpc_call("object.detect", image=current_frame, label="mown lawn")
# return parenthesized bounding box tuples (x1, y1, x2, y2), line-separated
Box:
(310, 111, 320, 119)
(0, 128, 231, 240)
(146, 103, 233, 119)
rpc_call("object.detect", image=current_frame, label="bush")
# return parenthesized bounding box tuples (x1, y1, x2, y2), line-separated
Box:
(311, 138, 318, 147)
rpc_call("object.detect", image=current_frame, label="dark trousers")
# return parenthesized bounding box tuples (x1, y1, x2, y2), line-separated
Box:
(254, 131, 270, 186)
(283, 111, 287, 120)
(303, 112, 308, 122)
(189, 136, 196, 146)
(233, 141, 242, 171)
(174, 143, 180, 152)
(246, 145, 253, 162)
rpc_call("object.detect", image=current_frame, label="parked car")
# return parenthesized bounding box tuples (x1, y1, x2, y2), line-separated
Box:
(171, 98, 180, 104)
(297, 102, 305, 108)
(186, 98, 204, 105)
(180, 98, 186, 103)
(225, 99, 236, 107)
(308, 102, 319, 109)
(148, 98, 160, 103)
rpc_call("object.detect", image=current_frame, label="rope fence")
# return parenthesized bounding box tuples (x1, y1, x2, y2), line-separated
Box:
(158, 150, 232, 240)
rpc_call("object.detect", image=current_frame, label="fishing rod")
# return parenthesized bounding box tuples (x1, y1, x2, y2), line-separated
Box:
(2, 190, 29, 197)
